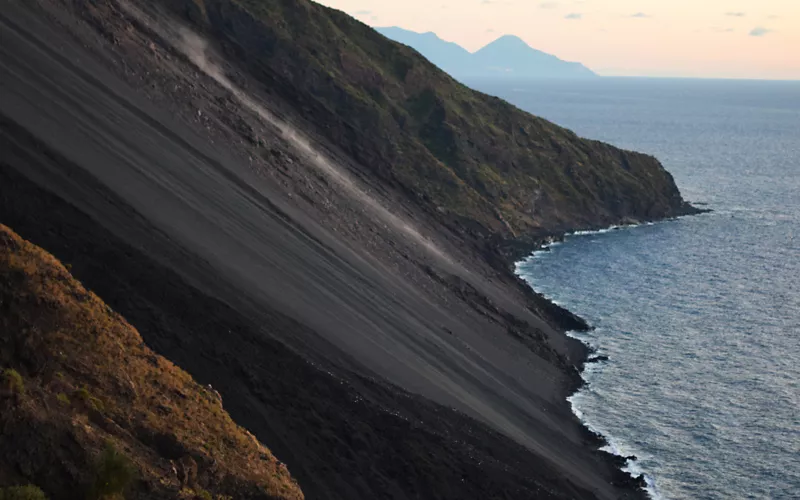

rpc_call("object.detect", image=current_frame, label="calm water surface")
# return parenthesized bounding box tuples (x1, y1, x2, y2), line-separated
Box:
(478, 78, 800, 499)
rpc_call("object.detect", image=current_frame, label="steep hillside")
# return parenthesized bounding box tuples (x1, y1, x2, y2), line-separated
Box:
(0, 0, 689, 498)
(152, 0, 695, 240)
(0, 225, 303, 500)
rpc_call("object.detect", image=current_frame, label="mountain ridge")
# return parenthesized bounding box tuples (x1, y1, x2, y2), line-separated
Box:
(376, 26, 598, 80)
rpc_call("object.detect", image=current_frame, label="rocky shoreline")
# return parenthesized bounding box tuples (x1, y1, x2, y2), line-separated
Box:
(508, 213, 710, 495)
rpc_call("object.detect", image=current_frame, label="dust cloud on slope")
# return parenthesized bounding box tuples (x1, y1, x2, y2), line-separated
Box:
(118, 0, 453, 267)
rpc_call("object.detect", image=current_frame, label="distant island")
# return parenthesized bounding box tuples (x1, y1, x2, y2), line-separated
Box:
(377, 27, 597, 80)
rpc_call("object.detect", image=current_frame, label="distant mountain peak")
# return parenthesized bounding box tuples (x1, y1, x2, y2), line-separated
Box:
(475, 35, 548, 59)
(377, 27, 466, 48)
(483, 34, 531, 48)
(376, 27, 596, 80)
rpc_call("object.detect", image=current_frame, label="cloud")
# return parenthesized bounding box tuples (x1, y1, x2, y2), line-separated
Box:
(712, 27, 735, 33)
(725, 12, 746, 17)
(749, 27, 772, 36)
(539, 2, 558, 8)
(629, 12, 651, 19)
(486, 28, 495, 33)
(354, 10, 371, 15)
(564, 13, 582, 20)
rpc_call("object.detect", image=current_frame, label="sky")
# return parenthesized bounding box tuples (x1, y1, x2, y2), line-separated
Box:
(315, 0, 799, 80)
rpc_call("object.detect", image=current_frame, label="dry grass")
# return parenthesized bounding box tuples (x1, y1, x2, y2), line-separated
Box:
(0, 224, 303, 499)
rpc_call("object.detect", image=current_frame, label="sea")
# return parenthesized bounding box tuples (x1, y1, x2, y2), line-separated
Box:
(475, 78, 799, 499)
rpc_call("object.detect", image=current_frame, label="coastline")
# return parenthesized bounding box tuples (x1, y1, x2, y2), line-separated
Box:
(512, 216, 709, 500)
(0, 1, 699, 497)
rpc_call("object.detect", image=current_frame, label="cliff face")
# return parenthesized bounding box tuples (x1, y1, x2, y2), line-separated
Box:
(154, 0, 695, 239)
(0, 225, 303, 500)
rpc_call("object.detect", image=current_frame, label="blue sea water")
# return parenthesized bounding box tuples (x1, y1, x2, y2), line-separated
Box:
(479, 78, 799, 499)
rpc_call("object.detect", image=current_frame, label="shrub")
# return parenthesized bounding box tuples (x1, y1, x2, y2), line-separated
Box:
(2, 368, 24, 396)
(178, 488, 213, 500)
(74, 386, 104, 412)
(75, 386, 91, 402)
(88, 442, 136, 499)
(73, 386, 92, 404)
(90, 397, 105, 412)
(57, 393, 70, 405)
(0, 485, 48, 500)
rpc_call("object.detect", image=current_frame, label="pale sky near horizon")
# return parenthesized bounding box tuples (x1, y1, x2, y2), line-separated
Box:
(316, 0, 799, 80)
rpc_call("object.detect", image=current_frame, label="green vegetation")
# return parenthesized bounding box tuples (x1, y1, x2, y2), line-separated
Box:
(165, 0, 691, 240)
(178, 489, 225, 500)
(74, 386, 105, 412)
(0, 485, 48, 500)
(2, 368, 24, 396)
(57, 392, 70, 405)
(88, 442, 135, 500)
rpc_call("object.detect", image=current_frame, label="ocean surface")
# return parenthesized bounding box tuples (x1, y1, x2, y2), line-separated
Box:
(478, 78, 799, 499)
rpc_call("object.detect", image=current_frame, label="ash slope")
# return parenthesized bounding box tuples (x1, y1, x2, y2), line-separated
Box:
(0, 0, 692, 498)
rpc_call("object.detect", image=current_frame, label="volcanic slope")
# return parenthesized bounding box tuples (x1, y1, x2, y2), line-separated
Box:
(0, 0, 692, 498)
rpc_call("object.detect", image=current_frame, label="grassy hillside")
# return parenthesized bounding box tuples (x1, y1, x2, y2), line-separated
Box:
(0, 224, 303, 500)
(155, 0, 694, 239)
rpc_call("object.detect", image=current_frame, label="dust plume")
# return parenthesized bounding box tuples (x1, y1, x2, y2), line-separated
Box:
(117, 0, 453, 266)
